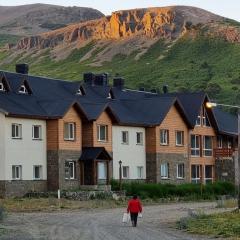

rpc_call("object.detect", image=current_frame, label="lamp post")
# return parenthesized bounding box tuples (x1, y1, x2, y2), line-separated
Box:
(206, 101, 240, 210)
(119, 160, 122, 191)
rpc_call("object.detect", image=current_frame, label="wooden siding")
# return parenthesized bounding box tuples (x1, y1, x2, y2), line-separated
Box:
(93, 111, 112, 152)
(82, 122, 94, 147)
(46, 107, 82, 150)
(146, 105, 189, 154)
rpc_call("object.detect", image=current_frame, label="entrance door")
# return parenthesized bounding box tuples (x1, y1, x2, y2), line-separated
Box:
(97, 162, 107, 185)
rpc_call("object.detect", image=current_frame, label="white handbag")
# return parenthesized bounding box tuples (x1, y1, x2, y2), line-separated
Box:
(122, 213, 130, 223)
(138, 213, 143, 218)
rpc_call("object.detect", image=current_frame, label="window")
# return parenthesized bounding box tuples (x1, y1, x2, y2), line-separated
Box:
(176, 131, 184, 146)
(202, 108, 211, 127)
(12, 123, 22, 139)
(196, 114, 201, 126)
(160, 129, 169, 145)
(64, 123, 75, 141)
(227, 137, 232, 149)
(177, 164, 185, 179)
(12, 165, 22, 180)
(32, 125, 42, 140)
(160, 163, 169, 179)
(136, 132, 143, 145)
(203, 136, 213, 156)
(217, 136, 223, 149)
(121, 131, 129, 144)
(65, 161, 76, 180)
(122, 166, 129, 179)
(191, 165, 201, 183)
(19, 84, 27, 94)
(205, 165, 213, 184)
(191, 135, 200, 156)
(137, 166, 144, 179)
(97, 125, 108, 142)
(33, 165, 42, 180)
(76, 86, 85, 96)
(0, 82, 5, 91)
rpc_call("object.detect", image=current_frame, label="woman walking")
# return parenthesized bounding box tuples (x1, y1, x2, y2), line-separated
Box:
(127, 195, 142, 227)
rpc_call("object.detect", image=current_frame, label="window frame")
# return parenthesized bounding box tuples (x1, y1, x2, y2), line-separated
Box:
(122, 166, 129, 179)
(11, 123, 22, 139)
(177, 163, 185, 179)
(19, 84, 28, 94)
(191, 165, 201, 184)
(33, 165, 43, 180)
(203, 136, 213, 157)
(65, 161, 76, 180)
(137, 166, 144, 179)
(160, 163, 170, 179)
(0, 82, 5, 92)
(205, 165, 213, 184)
(121, 131, 129, 145)
(12, 165, 22, 180)
(191, 135, 200, 157)
(64, 122, 75, 141)
(175, 131, 184, 146)
(32, 125, 42, 140)
(97, 125, 108, 142)
(160, 129, 169, 146)
(136, 132, 143, 145)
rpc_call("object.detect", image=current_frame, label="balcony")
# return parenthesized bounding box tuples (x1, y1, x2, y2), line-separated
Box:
(214, 148, 233, 158)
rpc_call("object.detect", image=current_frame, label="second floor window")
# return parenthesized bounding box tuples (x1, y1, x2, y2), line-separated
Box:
(160, 129, 169, 145)
(64, 123, 75, 141)
(136, 132, 143, 145)
(97, 125, 108, 142)
(32, 125, 42, 140)
(203, 136, 213, 156)
(121, 131, 129, 144)
(12, 123, 22, 139)
(191, 135, 200, 156)
(12, 165, 22, 180)
(176, 131, 184, 146)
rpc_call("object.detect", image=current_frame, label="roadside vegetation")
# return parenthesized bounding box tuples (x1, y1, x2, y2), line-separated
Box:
(177, 211, 240, 239)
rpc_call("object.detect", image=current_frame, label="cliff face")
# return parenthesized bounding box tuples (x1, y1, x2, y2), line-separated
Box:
(16, 6, 224, 50)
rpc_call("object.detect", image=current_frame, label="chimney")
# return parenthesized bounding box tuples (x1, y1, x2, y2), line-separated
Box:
(139, 87, 145, 92)
(163, 85, 169, 94)
(83, 72, 95, 85)
(94, 73, 108, 86)
(113, 77, 124, 90)
(16, 63, 29, 74)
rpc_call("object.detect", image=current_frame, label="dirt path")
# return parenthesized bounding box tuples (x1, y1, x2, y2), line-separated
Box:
(0, 201, 226, 240)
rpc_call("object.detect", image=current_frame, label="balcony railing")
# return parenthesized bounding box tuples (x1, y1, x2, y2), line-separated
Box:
(214, 148, 233, 158)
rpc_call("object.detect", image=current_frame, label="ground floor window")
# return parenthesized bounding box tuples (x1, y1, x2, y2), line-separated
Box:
(33, 165, 42, 180)
(191, 165, 201, 183)
(177, 164, 185, 179)
(65, 161, 76, 180)
(12, 165, 22, 180)
(137, 166, 144, 179)
(122, 166, 129, 179)
(205, 165, 213, 184)
(161, 163, 169, 179)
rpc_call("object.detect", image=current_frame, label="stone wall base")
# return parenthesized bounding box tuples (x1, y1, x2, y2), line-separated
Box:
(0, 180, 47, 198)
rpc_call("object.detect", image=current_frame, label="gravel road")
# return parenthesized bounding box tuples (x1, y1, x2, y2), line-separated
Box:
(0, 201, 225, 240)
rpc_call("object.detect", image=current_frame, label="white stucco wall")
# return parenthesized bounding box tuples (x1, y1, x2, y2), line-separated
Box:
(3, 117, 47, 181)
(0, 113, 6, 180)
(112, 126, 146, 180)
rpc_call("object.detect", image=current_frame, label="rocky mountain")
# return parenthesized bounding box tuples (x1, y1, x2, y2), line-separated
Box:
(1, 6, 240, 106)
(0, 4, 104, 36)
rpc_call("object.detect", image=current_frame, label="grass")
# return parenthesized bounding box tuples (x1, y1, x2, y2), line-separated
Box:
(179, 211, 240, 239)
(1, 34, 240, 104)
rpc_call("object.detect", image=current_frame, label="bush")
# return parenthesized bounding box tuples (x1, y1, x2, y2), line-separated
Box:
(0, 205, 6, 222)
(110, 181, 235, 200)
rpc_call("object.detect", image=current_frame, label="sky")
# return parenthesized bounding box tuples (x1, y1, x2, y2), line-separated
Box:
(0, 0, 240, 22)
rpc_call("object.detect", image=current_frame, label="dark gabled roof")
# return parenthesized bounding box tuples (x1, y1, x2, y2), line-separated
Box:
(79, 147, 112, 161)
(213, 107, 238, 136)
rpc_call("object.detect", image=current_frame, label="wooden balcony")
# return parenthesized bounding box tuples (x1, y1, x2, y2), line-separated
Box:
(214, 148, 233, 158)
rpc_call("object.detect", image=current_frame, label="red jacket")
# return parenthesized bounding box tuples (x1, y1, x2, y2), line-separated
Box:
(127, 199, 142, 213)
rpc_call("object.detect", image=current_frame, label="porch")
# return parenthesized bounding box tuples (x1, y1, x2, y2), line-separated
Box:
(79, 147, 112, 186)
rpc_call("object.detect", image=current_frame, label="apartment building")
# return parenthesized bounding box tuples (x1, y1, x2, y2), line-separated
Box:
(0, 65, 237, 197)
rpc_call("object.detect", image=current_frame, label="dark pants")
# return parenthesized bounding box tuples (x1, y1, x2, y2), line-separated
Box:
(130, 212, 138, 227)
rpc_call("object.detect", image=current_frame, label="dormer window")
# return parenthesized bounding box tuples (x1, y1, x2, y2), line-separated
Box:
(76, 86, 85, 96)
(0, 82, 5, 92)
(107, 90, 114, 99)
(19, 84, 27, 94)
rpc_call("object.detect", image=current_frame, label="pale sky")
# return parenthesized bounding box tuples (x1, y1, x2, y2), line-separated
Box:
(0, 0, 239, 21)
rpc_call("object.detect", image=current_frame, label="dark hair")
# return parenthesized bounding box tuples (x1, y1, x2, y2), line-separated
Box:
(133, 195, 137, 199)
